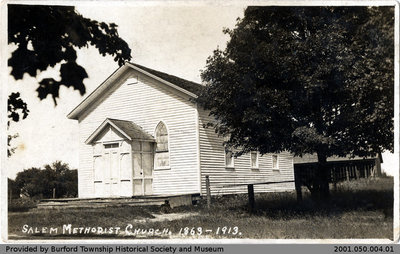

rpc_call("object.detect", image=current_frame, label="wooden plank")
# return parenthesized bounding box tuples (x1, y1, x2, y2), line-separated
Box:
(222, 180, 294, 188)
(332, 166, 337, 191)
(248, 184, 255, 213)
(206, 175, 211, 209)
(355, 166, 360, 179)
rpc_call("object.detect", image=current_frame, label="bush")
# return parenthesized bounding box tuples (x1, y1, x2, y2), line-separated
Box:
(8, 178, 20, 199)
(8, 198, 37, 212)
(15, 161, 78, 199)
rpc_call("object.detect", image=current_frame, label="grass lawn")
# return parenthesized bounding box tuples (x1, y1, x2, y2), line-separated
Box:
(8, 177, 393, 240)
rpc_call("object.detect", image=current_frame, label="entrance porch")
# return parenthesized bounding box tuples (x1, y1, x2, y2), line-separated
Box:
(86, 118, 156, 198)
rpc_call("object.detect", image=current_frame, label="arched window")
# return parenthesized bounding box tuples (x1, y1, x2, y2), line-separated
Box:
(155, 122, 169, 168)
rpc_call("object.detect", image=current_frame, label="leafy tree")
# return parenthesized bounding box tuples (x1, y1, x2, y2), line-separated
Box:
(7, 4, 132, 155)
(15, 161, 78, 198)
(198, 6, 394, 199)
(8, 178, 21, 200)
(44, 161, 78, 198)
(15, 167, 45, 198)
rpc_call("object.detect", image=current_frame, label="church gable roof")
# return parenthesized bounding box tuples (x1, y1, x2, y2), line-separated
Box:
(85, 118, 155, 144)
(109, 118, 155, 141)
(68, 62, 204, 120)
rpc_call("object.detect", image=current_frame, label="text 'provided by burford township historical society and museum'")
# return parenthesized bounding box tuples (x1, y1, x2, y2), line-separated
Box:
(5, 245, 225, 253)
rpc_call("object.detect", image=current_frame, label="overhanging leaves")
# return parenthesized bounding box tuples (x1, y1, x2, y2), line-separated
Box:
(8, 4, 132, 105)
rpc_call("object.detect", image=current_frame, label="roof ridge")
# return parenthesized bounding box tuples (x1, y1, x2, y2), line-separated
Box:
(107, 118, 150, 132)
(107, 118, 131, 123)
(128, 62, 202, 84)
(128, 62, 204, 95)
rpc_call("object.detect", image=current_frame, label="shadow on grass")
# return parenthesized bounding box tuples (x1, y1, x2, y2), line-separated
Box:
(175, 177, 394, 220)
(253, 189, 393, 219)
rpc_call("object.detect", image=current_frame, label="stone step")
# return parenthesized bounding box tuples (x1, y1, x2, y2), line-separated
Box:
(36, 200, 165, 210)
(36, 194, 201, 210)
(39, 199, 162, 205)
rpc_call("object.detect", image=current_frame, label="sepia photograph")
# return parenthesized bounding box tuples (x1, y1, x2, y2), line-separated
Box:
(3, 1, 398, 245)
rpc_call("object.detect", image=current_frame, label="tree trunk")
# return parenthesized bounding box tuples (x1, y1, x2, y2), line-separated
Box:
(316, 152, 330, 200)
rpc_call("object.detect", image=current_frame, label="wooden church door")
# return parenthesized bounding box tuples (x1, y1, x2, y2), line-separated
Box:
(103, 144, 120, 197)
(132, 141, 154, 196)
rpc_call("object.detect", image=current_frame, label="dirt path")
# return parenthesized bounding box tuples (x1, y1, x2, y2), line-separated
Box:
(134, 212, 199, 223)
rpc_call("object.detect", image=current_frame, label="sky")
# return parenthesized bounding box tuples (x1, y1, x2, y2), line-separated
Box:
(6, 3, 247, 179)
(6, 3, 397, 178)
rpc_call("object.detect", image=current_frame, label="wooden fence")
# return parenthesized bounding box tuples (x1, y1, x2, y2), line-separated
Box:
(294, 158, 379, 186)
(204, 158, 380, 212)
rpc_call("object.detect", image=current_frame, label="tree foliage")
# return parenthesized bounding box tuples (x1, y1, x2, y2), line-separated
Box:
(198, 6, 394, 198)
(199, 6, 393, 158)
(8, 4, 131, 104)
(7, 92, 29, 156)
(8, 178, 21, 200)
(8, 92, 29, 124)
(14, 161, 78, 198)
(7, 5, 132, 155)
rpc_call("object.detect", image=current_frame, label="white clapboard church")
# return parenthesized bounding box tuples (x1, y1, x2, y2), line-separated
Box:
(68, 62, 295, 198)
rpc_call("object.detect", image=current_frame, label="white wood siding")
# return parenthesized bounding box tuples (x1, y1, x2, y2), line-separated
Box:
(78, 69, 199, 198)
(198, 108, 295, 195)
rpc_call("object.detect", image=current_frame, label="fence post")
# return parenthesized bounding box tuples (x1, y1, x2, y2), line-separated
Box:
(53, 188, 56, 199)
(332, 167, 337, 191)
(355, 167, 360, 179)
(247, 184, 255, 213)
(295, 178, 302, 202)
(205, 175, 211, 209)
(346, 167, 350, 181)
(375, 157, 382, 177)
